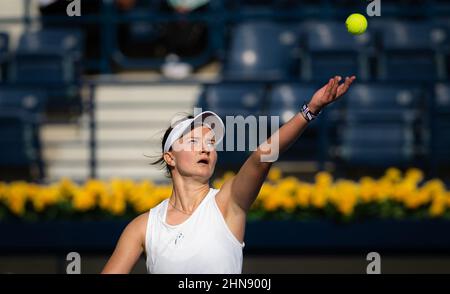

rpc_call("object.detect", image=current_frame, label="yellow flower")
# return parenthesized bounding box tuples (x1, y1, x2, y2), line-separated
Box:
(403, 189, 429, 209)
(72, 188, 96, 211)
(129, 180, 156, 212)
(315, 171, 333, 188)
(295, 183, 311, 207)
(330, 180, 358, 216)
(32, 184, 60, 212)
(384, 167, 402, 182)
(261, 193, 282, 211)
(223, 171, 235, 181)
(57, 177, 78, 199)
(267, 167, 282, 182)
(281, 196, 296, 212)
(373, 179, 392, 202)
(110, 196, 126, 215)
(311, 187, 327, 208)
(425, 179, 446, 198)
(6, 181, 29, 216)
(429, 193, 447, 217)
(359, 177, 376, 203)
(393, 180, 417, 203)
(258, 183, 274, 201)
(405, 168, 424, 183)
(212, 178, 225, 189)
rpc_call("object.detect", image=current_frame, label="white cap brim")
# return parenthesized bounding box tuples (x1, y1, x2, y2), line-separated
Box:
(163, 111, 225, 153)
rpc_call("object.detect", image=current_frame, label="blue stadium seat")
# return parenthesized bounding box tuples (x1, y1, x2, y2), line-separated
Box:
(340, 124, 415, 165)
(377, 21, 447, 81)
(0, 88, 46, 115)
(224, 22, 299, 80)
(8, 30, 83, 115)
(338, 84, 425, 166)
(432, 83, 450, 163)
(9, 29, 83, 84)
(128, 20, 160, 45)
(0, 110, 41, 171)
(345, 84, 423, 123)
(0, 32, 7, 54)
(17, 29, 83, 55)
(122, 0, 171, 46)
(198, 83, 265, 117)
(434, 18, 450, 79)
(301, 21, 371, 81)
(0, 32, 8, 83)
(0, 89, 45, 177)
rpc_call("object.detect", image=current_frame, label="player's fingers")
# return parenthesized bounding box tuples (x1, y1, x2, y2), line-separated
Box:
(336, 80, 348, 97)
(324, 78, 334, 98)
(337, 76, 356, 96)
(330, 76, 340, 97)
(344, 76, 356, 89)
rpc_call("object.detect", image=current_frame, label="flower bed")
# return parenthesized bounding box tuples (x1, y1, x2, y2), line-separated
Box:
(0, 168, 449, 222)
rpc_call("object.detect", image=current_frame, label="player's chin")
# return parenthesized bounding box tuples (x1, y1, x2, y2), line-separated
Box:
(194, 165, 214, 177)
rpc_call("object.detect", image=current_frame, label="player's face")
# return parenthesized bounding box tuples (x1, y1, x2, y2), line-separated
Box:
(171, 125, 217, 180)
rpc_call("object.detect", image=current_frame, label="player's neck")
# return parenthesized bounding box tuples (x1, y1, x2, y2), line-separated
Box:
(170, 180, 210, 212)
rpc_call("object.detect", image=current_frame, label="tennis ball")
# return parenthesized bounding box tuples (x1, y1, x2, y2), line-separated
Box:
(345, 13, 368, 35)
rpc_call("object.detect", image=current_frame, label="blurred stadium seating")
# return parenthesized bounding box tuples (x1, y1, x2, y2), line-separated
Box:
(0, 88, 46, 180)
(0, 0, 449, 182)
(0, 32, 8, 83)
(433, 83, 450, 165)
(223, 22, 299, 80)
(339, 84, 426, 166)
(11, 29, 83, 83)
(300, 20, 371, 81)
(8, 29, 83, 114)
(375, 21, 447, 81)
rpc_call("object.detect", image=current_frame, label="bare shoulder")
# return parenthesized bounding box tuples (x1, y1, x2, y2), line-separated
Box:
(101, 212, 149, 274)
(132, 211, 149, 226)
(120, 212, 149, 244)
(128, 212, 149, 235)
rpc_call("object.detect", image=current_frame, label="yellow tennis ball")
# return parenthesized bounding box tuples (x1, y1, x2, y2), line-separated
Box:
(345, 13, 368, 35)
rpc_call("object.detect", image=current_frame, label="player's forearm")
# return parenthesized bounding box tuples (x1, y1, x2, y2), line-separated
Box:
(231, 109, 310, 211)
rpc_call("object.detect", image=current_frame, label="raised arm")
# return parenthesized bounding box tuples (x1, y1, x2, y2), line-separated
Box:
(101, 212, 148, 274)
(222, 76, 356, 213)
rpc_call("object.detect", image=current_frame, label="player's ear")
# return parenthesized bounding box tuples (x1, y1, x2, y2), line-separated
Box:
(164, 152, 176, 167)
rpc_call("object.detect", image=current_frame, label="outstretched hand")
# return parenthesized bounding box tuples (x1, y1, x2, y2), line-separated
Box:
(308, 75, 356, 114)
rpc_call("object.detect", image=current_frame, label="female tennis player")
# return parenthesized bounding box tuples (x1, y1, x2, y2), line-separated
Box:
(101, 75, 355, 274)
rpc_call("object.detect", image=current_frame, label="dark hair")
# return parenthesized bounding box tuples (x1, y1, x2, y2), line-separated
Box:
(150, 113, 194, 178)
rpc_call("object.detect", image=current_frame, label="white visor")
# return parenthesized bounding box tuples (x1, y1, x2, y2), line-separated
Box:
(163, 111, 225, 153)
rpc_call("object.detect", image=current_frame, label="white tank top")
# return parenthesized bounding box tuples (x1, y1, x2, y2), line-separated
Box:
(145, 187, 245, 274)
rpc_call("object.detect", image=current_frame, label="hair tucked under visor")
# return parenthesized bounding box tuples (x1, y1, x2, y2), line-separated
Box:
(150, 114, 194, 178)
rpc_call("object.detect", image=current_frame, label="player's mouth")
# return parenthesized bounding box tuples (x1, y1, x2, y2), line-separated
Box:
(197, 158, 209, 165)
